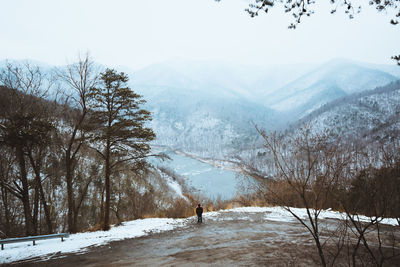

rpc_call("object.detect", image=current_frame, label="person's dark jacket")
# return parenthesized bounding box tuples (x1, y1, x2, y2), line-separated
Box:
(196, 206, 203, 216)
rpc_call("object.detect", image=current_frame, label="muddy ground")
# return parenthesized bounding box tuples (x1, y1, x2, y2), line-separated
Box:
(6, 210, 400, 266)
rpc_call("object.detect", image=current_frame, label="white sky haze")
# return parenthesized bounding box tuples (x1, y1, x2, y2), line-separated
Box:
(1, 0, 399, 69)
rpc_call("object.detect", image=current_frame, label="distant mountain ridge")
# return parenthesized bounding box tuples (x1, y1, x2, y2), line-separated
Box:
(129, 59, 317, 102)
(1, 58, 398, 156)
(265, 59, 398, 117)
(125, 59, 398, 155)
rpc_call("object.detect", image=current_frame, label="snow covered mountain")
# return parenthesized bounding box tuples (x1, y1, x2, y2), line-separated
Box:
(129, 59, 316, 102)
(127, 59, 398, 155)
(265, 59, 398, 117)
(136, 85, 280, 157)
(128, 60, 319, 156)
(301, 80, 400, 141)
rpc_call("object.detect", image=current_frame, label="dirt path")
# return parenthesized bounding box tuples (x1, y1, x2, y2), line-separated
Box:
(7, 210, 400, 266)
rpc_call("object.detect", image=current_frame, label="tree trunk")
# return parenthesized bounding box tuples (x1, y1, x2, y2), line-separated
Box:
(314, 236, 327, 267)
(103, 143, 111, 231)
(28, 151, 53, 234)
(100, 185, 105, 226)
(39, 182, 52, 233)
(32, 184, 39, 233)
(73, 177, 93, 232)
(1, 187, 11, 237)
(16, 145, 35, 236)
(65, 151, 76, 233)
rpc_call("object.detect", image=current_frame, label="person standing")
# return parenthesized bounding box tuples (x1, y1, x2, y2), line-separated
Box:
(196, 204, 203, 223)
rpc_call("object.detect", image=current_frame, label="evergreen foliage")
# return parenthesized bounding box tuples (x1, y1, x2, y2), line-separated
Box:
(88, 68, 156, 230)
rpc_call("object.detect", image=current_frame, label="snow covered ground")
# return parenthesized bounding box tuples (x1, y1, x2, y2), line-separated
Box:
(0, 218, 189, 264)
(1, 207, 398, 264)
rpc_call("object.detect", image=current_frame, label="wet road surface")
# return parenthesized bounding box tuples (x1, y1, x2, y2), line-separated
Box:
(8, 211, 321, 266)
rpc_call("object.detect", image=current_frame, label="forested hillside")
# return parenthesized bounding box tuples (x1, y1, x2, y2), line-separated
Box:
(128, 59, 399, 157)
(0, 59, 196, 238)
(304, 80, 400, 141)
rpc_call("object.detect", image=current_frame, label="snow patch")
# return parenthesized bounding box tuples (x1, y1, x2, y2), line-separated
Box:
(0, 218, 188, 264)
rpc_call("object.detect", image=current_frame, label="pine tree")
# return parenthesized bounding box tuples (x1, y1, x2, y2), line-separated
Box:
(88, 69, 155, 230)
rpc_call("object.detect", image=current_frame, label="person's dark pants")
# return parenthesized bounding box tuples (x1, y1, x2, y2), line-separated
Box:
(197, 215, 202, 223)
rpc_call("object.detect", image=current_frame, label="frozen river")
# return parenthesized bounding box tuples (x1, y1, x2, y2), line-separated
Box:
(152, 150, 242, 200)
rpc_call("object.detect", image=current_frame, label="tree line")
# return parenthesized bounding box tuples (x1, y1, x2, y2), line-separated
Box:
(0, 55, 160, 236)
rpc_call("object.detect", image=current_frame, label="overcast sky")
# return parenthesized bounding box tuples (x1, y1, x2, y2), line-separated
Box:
(1, 0, 399, 69)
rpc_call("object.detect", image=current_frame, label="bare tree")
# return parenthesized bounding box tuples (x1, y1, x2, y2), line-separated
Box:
(254, 123, 400, 265)
(0, 146, 18, 237)
(0, 61, 54, 235)
(56, 53, 100, 233)
(342, 163, 400, 266)
(256, 124, 353, 266)
(244, 0, 400, 29)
